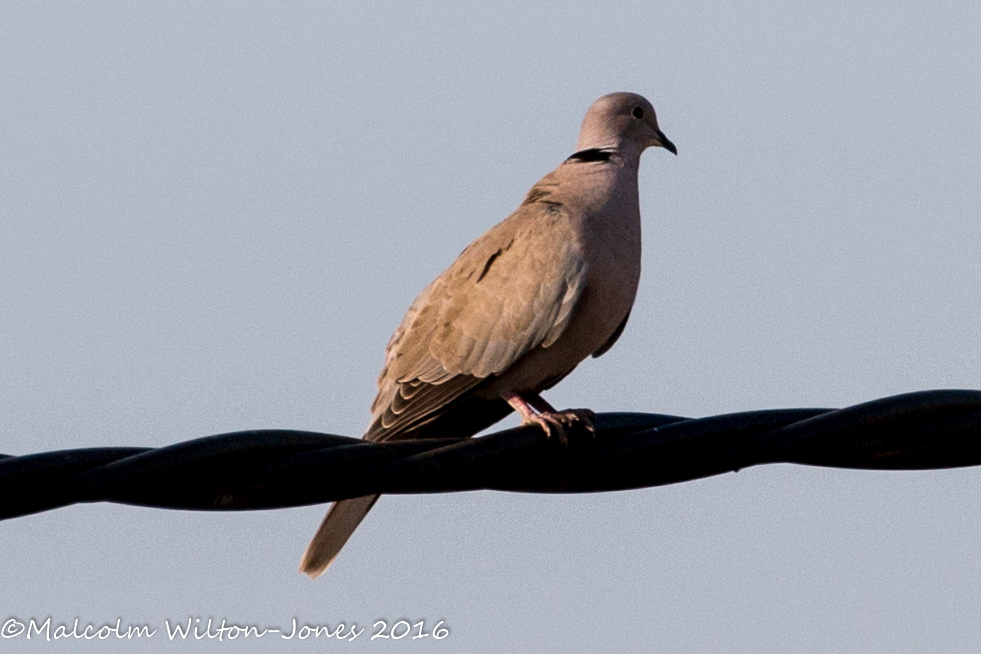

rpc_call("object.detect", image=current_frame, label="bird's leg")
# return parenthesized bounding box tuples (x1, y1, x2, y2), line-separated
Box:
(524, 394, 558, 413)
(524, 393, 596, 433)
(503, 391, 596, 445)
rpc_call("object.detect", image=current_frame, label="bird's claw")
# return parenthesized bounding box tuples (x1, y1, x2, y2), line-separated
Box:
(524, 408, 596, 446)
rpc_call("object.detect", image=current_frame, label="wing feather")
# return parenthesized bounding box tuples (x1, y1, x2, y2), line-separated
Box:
(367, 202, 588, 440)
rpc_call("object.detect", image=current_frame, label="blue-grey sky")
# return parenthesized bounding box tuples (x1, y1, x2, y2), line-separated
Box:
(2, 2, 981, 652)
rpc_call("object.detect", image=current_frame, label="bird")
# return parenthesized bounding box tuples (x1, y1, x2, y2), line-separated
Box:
(300, 92, 676, 578)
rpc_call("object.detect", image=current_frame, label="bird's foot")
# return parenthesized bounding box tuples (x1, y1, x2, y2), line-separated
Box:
(503, 391, 596, 446)
(522, 408, 596, 446)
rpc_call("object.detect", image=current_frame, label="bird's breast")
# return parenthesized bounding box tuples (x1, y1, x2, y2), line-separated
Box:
(566, 205, 642, 351)
(481, 199, 642, 397)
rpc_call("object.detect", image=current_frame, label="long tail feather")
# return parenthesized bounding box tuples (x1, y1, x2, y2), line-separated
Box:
(299, 494, 380, 578)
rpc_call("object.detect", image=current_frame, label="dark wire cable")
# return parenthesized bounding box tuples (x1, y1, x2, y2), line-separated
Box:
(2, 390, 980, 521)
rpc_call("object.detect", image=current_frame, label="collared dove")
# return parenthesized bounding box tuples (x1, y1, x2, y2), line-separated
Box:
(300, 92, 676, 578)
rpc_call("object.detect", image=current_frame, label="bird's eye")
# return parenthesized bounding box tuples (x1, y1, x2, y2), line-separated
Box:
(632, 106, 644, 119)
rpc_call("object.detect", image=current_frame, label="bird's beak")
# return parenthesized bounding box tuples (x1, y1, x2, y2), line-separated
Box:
(653, 129, 677, 155)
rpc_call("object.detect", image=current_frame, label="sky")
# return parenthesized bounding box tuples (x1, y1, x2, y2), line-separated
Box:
(2, 2, 981, 652)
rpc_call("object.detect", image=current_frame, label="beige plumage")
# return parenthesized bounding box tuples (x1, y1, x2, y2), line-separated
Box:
(300, 92, 675, 577)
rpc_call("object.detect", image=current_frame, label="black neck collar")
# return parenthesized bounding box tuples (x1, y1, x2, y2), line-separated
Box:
(565, 147, 615, 163)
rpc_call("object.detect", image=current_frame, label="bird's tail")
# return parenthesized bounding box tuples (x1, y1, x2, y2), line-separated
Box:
(299, 494, 380, 578)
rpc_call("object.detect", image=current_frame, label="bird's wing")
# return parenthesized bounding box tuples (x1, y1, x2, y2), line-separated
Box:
(367, 201, 588, 441)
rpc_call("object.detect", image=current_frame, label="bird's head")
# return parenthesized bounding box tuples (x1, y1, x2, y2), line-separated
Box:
(576, 92, 677, 156)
